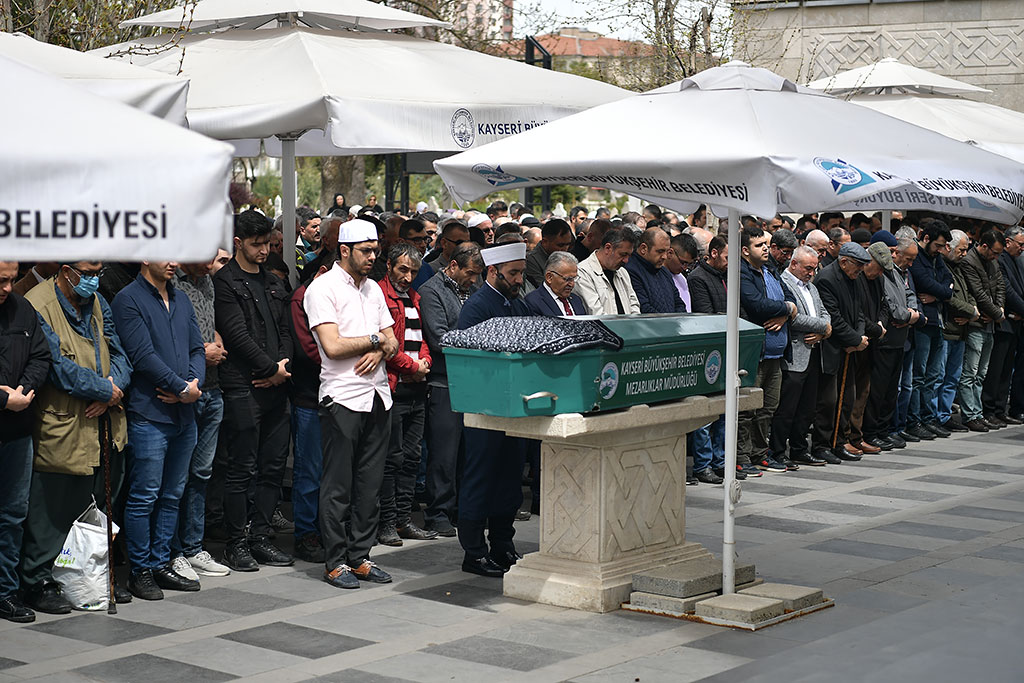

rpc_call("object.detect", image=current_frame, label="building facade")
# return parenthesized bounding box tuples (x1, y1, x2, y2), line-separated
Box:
(733, 0, 1024, 112)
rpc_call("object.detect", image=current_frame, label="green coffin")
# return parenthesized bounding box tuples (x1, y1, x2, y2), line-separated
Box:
(443, 313, 765, 418)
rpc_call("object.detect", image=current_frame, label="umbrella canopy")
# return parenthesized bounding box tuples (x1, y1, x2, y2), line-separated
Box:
(0, 32, 188, 124)
(122, 0, 448, 31)
(435, 61, 1024, 225)
(95, 27, 630, 155)
(806, 57, 991, 96)
(1, 54, 233, 262)
(433, 60, 1024, 596)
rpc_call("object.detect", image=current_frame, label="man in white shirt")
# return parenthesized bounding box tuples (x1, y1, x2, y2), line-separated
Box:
(304, 220, 399, 590)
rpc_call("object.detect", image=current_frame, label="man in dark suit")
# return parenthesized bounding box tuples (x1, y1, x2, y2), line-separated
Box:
(524, 252, 587, 317)
(983, 226, 1024, 424)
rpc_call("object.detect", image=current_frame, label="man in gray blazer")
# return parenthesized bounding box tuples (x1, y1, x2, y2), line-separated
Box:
(771, 246, 832, 467)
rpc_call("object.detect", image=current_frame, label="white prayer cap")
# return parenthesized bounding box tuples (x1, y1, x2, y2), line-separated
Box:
(467, 213, 492, 228)
(348, 204, 362, 216)
(415, 201, 428, 213)
(338, 219, 378, 244)
(482, 242, 526, 266)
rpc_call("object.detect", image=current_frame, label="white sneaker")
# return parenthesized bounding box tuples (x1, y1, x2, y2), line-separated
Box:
(187, 550, 231, 577)
(172, 555, 200, 582)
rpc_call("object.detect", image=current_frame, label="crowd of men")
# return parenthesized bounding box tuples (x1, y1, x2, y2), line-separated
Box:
(2, 195, 1022, 624)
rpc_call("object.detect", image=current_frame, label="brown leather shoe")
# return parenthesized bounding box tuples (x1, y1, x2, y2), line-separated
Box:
(855, 440, 881, 454)
(842, 443, 863, 456)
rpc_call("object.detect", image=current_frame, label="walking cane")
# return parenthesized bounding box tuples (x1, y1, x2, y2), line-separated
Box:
(100, 415, 117, 615)
(832, 351, 852, 450)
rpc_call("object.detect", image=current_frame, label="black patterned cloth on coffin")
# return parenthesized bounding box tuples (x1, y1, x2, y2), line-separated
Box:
(442, 317, 623, 355)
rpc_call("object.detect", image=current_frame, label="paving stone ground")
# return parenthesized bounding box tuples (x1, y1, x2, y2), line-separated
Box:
(3, 426, 1024, 682)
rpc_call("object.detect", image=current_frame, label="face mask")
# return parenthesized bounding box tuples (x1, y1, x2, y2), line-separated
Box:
(71, 272, 100, 299)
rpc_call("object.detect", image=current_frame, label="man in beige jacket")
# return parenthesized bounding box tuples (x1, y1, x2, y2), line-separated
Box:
(575, 228, 641, 316)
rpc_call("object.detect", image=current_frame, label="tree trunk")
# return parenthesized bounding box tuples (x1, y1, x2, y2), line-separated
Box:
(320, 156, 366, 215)
(33, 0, 50, 41)
(1, 0, 12, 33)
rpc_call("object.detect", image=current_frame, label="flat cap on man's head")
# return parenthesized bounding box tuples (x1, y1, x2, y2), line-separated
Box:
(869, 230, 898, 247)
(839, 241, 871, 264)
(867, 242, 893, 271)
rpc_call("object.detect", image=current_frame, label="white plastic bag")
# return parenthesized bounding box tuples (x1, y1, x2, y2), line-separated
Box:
(52, 499, 119, 611)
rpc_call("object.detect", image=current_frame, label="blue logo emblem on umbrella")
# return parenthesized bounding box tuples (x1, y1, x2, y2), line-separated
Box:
(472, 164, 528, 187)
(814, 158, 876, 195)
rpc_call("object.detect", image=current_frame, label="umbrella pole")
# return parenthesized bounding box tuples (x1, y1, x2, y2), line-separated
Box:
(722, 208, 741, 595)
(280, 135, 298, 286)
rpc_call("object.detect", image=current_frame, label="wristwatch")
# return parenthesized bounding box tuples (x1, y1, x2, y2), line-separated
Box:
(370, 334, 381, 351)
(179, 384, 191, 400)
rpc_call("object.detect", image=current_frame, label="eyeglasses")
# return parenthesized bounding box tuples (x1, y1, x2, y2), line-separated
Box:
(69, 265, 106, 278)
(549, 272, 578, 283)
(354, 247, 380, 257)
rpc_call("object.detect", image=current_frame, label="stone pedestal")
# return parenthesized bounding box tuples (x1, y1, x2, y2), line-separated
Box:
(464, 388, 762, 613)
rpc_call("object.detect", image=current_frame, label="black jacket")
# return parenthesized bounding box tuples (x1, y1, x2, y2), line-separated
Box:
(998, 251, 1024, 334)
(814, 261, 865, 375)
(0, 292, 51, 442)
(214, 259, 294, 391)
(687, 261, 727, 314)
(961, 248, 1005, 332)
(856, 274, 885, 341)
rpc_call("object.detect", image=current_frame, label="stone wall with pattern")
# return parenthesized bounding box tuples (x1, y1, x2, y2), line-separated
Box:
(733, 0, 1024, 112)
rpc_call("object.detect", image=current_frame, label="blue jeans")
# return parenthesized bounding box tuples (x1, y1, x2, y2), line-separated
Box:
(938, 339, 965, 424)
(125, 419, 197, 572)
(909, 326, 945, 426)
(0, 436, 33, 596)
(959, 330, 993, 421)
(291, 405, 323, 539)
(893, 348, 914, 434)
(691, 417, 725, 472)
(172, 389, 223, 557)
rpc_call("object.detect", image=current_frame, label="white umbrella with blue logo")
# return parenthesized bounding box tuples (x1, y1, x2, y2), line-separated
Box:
(434, 60, 1024, 595)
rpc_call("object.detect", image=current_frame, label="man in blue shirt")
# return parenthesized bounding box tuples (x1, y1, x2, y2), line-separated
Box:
(739, 226, 797, 475)
(113, 262, 205, 601)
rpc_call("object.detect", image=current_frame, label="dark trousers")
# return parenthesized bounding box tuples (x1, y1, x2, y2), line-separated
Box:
(0, 437, 34, 596)
(769, 350, 820, 461)
(812, 354, 855, 452)
(458, 427, 525, 559)
(848, 349, 872, 444)
(424, 385, 464, 527)
(738, 358, 782, 464)
(319, 394, 391, 569)
(863, 347, 904, 441)
(221, 386, 290, 543)
(380, 394, 426, 528)
(983, 329, 1018, 417)
(1010, 332, 1024, 416)
(19, 448, 123, 589)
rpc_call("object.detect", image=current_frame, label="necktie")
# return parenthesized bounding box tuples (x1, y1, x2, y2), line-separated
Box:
(560, 297, 574, 316)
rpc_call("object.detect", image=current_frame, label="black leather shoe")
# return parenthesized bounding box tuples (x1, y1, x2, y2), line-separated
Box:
(943, 419, 968, 433)
(249, 536, 294, 566)
(984, 415, 1006, 429)
(0, 595, 35, 623)
(836, 447, 862, 462)
(113, 583, 133, 604)
(224, 541, 260, 572)
(817, 449, 842, 465)
(128, 569, 164, 601)
(999, 414, 1023, 425)
(925, 422, 951, 438)
(462, 555, 506, 577)
(397, 522, 438, 541)
(25, 580, 73, 614)
(888, 433, 907, 449)
(898, 430, 921, 443)
(294, 533, 326, 564)
(1010, 413, 1024, 423)
(966, 419, 990, 432)
(779, 458, 800, 471)
(695, 468, 725, 483)
(906, 424, 936, 440)
(153, 565, 200, 592)
(489, 548, 524, 570)
(425, 520, 457, 537)
(376, 524, 403, 547)
(790, 452, 827, 466)
(864, 437, 893, 452)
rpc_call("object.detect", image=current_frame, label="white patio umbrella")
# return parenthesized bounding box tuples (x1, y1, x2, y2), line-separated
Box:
(1, 55, 233, 262)
(121, 0, 449, 32)
(0, 32, 188, 124)
(94, 27, 630, 276)
(433, 60, 1024, 594)
(806, 57, 990, 96)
